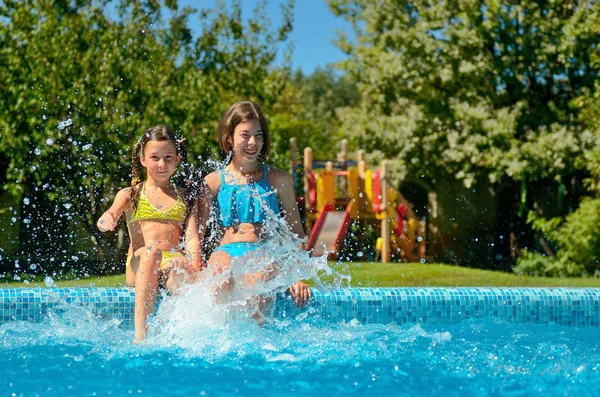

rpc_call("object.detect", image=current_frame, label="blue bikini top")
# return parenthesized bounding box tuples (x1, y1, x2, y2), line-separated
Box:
(215, 165, 281, 227)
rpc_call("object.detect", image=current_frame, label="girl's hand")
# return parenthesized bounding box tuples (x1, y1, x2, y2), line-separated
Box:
(167, 256, 197, 287)
(169, 256, 194, 273)
(288, 281, 311, 308)
(97, 212, 117, 232)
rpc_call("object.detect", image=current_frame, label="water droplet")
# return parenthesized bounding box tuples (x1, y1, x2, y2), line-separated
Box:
(43, 183, 50, 190)
(29, 264, 37, 270)
(81, 143, 92, 151)
(23, 198, 30, 205)
(63, 203, 72, 209)
(11, 217, 16, 223)
(34, 148, 42, 155)
(44, 276, 55, 287)
(22, 218, 30, 224)
(58, 118, 73, 129)
(357, 251, 364, 257)
(42, 115, 47, 120)
(45, 138, 54, 145)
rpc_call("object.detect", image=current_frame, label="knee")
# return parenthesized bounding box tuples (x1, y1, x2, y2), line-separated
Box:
(213, 263, 230, 275)
(208, 252, 231, 275)
(140, 246, 162, 270)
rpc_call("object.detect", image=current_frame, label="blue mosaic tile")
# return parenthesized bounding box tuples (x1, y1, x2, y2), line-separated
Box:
(2, 287, 600, 327)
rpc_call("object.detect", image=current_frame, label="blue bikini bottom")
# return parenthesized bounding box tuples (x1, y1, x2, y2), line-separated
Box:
(213, 242, 266, 258)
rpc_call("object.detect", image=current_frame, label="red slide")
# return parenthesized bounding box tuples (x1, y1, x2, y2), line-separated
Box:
(307, 204, 352, 258)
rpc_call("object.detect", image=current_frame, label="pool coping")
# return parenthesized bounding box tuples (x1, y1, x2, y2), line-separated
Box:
(2, 287, 600, 327)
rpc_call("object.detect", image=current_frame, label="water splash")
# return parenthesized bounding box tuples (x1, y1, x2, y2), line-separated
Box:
(150, 165, 350, 350)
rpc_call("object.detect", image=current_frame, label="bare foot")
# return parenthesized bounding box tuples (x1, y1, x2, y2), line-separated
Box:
(133, 333, 146, 344)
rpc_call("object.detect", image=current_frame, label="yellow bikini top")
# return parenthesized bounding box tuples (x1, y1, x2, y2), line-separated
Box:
(128, 184, 187, 225)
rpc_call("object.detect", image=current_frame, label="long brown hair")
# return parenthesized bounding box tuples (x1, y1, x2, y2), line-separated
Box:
(130, 125, 196, 224)
(217, 101, 270, 162)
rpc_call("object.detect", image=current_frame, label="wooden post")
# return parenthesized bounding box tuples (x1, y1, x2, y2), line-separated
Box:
(289, 137, 297, 175)
(418, 220, 427, 261)
(322, 161, 335, 209)
(357, 149, 366, 212)
(356, 149, 367, 252)
(357, 150, 366, 173)
(303, 147, 313, 232)
(338, 139, 348, 165)
(380, 161, 390, 263)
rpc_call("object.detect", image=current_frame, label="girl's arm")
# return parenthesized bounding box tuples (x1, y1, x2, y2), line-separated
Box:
(272, 170, 305, 240)
(97, 188, 131, 232)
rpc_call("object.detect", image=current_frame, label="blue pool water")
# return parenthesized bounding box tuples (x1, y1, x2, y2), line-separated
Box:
(1, 287, 600, 396)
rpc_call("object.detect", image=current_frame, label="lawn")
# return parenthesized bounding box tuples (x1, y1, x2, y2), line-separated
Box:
(2, 262, 600, 288)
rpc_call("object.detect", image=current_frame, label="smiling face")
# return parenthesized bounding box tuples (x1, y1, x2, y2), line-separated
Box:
(217, 101, 271, 163)
(230, 119, 264, 163)
(140, 140, 180, 183)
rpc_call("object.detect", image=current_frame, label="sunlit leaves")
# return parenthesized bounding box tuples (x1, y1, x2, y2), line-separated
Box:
(0, 0, 294, 270)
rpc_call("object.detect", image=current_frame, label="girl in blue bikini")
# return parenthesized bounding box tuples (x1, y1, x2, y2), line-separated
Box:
(97, 125, 201, 342)
(199, 101, 311, 309)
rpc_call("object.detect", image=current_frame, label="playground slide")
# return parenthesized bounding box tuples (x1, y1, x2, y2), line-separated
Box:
(307, 204, 352, 258)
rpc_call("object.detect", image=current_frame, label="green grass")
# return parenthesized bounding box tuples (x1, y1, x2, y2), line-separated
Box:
(335, 262, 600, 287)
(2, 262, 600, 288)
(1, 274, 126, 288)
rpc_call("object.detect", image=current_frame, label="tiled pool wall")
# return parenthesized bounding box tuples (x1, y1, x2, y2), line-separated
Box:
(1, 288, 600, 327)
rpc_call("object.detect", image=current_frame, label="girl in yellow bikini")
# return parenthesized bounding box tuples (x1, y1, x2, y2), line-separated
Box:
(97, 125, 201, 343)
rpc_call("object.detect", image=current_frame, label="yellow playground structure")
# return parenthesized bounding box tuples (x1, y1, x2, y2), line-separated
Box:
(290, 139, 427, 262)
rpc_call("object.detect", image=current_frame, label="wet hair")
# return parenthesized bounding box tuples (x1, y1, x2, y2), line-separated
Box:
(217, 101, 270, 162)
(130, 125, 198, 224)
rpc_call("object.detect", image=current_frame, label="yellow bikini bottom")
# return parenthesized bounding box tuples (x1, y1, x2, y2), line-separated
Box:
(126, 251, 184, 271)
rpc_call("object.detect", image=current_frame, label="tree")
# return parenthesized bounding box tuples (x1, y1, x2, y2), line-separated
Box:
(0, 0, 294, 276)
(328, 0, 600, 267)
(515, 3, 600, 277)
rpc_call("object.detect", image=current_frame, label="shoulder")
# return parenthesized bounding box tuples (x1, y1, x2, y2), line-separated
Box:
(115, 187, 134, 202)
(111, 187, 134, 211)
(266, 166, 290, 180)
(266, 167, 293, 189)
(204, 171, 221, 186)
(202, 172, 222, 195)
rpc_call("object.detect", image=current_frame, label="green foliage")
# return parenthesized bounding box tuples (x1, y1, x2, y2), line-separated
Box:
(286, 66, 360, 161)
(516, 198, 600, 277)
(575, 3, 600, 193)
(329, 0, 599, 187)
(0, 0, 294, 272)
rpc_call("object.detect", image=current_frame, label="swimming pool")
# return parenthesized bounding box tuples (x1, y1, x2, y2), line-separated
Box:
(2, 287, 600, 396)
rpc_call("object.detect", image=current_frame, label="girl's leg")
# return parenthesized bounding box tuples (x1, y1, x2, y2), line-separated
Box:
(207, 250, 233, 301)
(134, 246, 162, 343)
(125, 255, 138, 287)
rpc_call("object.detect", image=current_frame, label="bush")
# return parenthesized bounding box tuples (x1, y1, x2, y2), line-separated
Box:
(515, 197, 600, 277)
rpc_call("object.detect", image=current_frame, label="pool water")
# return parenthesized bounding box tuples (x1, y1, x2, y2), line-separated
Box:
(1, 303, 599, 397)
